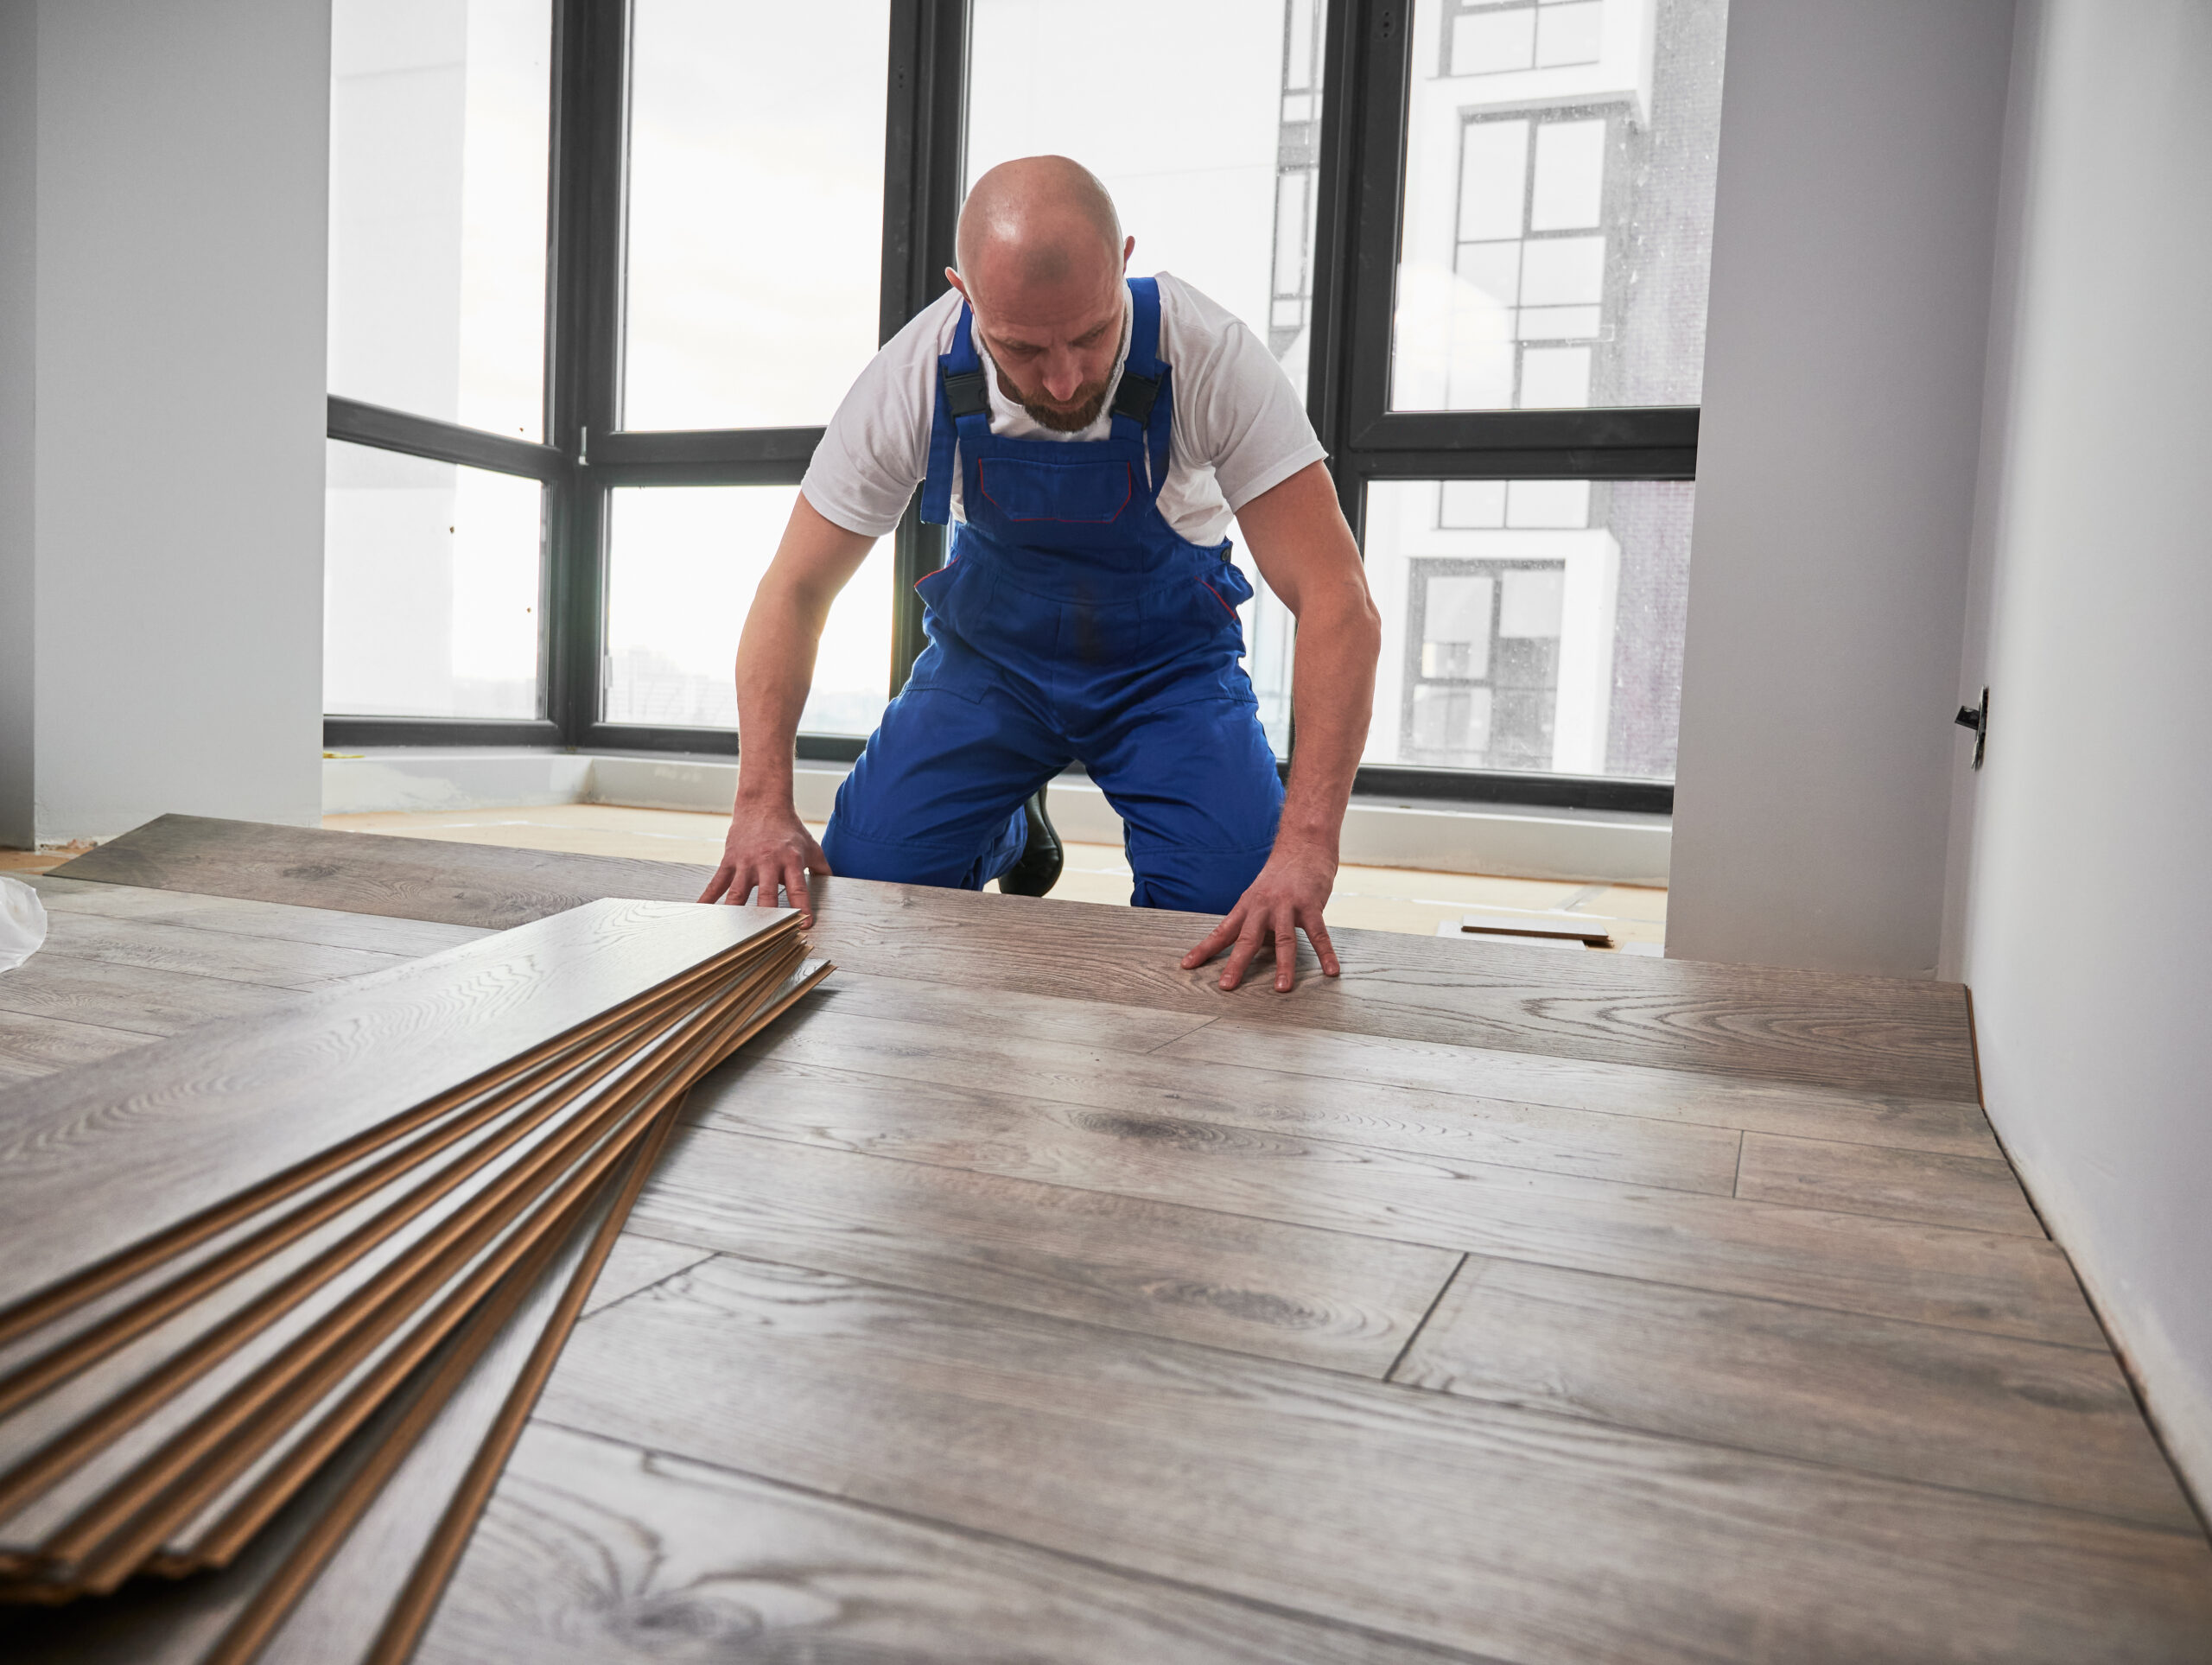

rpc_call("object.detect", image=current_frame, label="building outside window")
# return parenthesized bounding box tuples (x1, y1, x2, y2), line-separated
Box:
(1365, 0, 1724, 782)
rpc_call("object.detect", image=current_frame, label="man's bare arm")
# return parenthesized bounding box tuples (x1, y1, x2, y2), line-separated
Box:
(696, 492, 878, 923)
(1182, 460, 1381, 992)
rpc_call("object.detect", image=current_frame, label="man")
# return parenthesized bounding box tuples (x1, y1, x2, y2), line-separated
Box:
(699, 156, 1380, 993)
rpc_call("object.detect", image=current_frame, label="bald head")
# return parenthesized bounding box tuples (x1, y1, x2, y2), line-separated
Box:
(946, 156, 1135, 431)
(956, 156, 1124, 308)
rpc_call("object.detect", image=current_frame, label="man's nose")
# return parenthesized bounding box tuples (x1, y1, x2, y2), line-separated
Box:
(1043, 355, 1084, 402)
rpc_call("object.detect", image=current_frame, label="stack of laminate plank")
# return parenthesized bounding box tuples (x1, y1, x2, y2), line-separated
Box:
(0, 897, 826, 1664)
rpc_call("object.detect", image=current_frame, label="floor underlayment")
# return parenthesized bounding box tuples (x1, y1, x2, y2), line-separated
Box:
(318, 804, 1668, 950)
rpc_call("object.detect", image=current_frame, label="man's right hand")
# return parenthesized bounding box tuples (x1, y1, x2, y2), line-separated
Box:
(696, 799, 830, 926)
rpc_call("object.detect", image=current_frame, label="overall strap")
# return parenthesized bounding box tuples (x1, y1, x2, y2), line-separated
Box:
(1109, 276, 1172, 493)
(920, 302, 991, 526)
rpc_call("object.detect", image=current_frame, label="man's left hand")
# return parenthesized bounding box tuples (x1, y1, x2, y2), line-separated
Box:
(1180, 842, 1342, 994)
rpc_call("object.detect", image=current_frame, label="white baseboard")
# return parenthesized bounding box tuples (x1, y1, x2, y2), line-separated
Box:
(324, 749, 1670, 887)
(320, 749, 594, 814)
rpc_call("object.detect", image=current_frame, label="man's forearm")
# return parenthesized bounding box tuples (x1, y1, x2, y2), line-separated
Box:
(1275, 594, 1381, 854)
(733, 580, 829, 810)
(731, 493, 878, 811)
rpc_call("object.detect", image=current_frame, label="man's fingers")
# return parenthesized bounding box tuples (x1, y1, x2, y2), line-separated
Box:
(784, 860, 814, 926)
(1272, 905, 1300, 992)
(1181, 912, 1243, 969)
(696, 861, 734, 906)
(1217, 912, 1268, 991)
(1304, 912, 1341, 978)
(803, 833, 832, 874)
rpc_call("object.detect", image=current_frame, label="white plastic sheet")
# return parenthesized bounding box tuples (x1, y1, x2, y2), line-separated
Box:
(0, 874, 47, 973)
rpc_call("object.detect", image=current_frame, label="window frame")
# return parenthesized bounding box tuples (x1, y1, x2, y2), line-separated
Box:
(324, 0, 1689, 814)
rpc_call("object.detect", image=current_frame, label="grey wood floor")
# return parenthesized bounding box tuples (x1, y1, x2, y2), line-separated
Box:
(3, 816, 2209, 1663)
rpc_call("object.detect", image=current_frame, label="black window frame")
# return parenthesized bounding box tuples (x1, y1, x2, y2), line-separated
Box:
(324, 0, 1688, 815)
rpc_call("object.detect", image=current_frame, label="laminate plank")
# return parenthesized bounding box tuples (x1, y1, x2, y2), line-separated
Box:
(0, 952, 296, 1037)
(34, 912, 412, 992)
(52, 814, 698, 931)
(260, 1112, 671, 1664)
(747, 1007, 1745, 1194)
(628, 1120, 1458, 1376)
(0, 1153, 625, 1662)
(580, 1234, 713, 1318)
(416, 1420, 1510, 1665)
(0, 1316, 461, 1662)
(0, 1060, 627, 1551)
(0, 1013, 149, 1080)
(1393, 1257, 2198, 1532)
(536, 1255, 2212, 1665)
(798, 881, 1981, 1103)
(54, 817, 1980, 1098)
(805, 966, 1217, 1052)
(0, 898, 796, 1314)
(1160, 1018, 2002, 1159)
(1736, 1131, 2044, 1236)
(26, 874, 494, 959)
(678, 1054, 2104, 1348)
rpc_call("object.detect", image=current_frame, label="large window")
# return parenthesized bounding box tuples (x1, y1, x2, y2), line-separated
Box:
(324, 0, 1724, 808)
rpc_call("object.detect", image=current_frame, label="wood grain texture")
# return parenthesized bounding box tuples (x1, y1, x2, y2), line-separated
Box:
(803, 967, 1216, 1052)
(0, 899, 795, 1314)
(1160, 1018, 2002, 1157)
(536, 1255, 2212, 1665)
(0, 952, 298, 1038)
(26, 875, 494, 959)
(628, 1120, 1459, 1376)
(362, 1109, 684, 1665)
(747, 1007, 1745, 1194)
(0, 1184, 603, 1657)
(54, 817, 1980, 1098)
(239, 1158, 625, 1664)
(417, 1421, 1513, 1665)
(0, 1013, 149, 1081)
(678, 1052, 2102, 1347)
(35, 912, 413, 991)
(1735, 1131, 2044, 1236)
(579, 1235, 713, 1319)
(1394, 1257, 2198, 1531)
(51, 815, 696, 931)
(0, 1324, 448, 1662)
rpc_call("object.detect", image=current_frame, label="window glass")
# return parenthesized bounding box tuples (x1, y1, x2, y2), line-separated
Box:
(622, 2, 891, 430)
(967, 0, 1325, 398)
(603, 486, 893, 736)
(1362, 477, 1692, 778)
(969, 0, 1321, 756)
(1391, 0, 1727, 411)
(327, 0, 551, 439)
(323, 441, 543, 718)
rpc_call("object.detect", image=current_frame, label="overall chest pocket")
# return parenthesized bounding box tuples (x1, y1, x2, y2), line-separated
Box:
(977, 456, 1133, 524)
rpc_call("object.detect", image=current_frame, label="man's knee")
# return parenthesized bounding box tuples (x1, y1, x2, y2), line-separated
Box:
(1127, 842, 1271, 915)
(822, 808, 1027, 893)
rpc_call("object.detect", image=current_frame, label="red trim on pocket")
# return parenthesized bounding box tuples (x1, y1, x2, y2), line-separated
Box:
(1198, 579, 1243, 620)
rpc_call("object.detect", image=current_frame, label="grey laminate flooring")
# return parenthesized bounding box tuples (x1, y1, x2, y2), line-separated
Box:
(3, 818, 2205, 1664)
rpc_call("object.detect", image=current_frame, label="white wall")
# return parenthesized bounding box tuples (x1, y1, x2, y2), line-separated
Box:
(1667, 0, 2017, 975)
(1946, 0, 2212, 1505)
(0, 1, 35, 852)
(0, 0, 328, 846)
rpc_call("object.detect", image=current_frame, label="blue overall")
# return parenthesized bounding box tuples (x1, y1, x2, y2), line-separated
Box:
(821, 277, 1285, 912)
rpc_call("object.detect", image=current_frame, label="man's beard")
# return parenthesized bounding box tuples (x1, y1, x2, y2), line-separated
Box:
(994, 364, 1114, 433)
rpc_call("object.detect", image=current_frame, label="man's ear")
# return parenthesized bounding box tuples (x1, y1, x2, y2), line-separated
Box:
(945, 267, 970, 304)
(1121, 235, 1135, 271)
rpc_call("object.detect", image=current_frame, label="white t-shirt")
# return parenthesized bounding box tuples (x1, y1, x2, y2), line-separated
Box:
(800, 272, 1327, 547)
